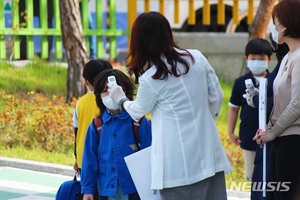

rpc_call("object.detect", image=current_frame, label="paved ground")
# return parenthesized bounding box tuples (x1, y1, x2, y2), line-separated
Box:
(0, 157, 250, 200)
(0, 167, 71, 200)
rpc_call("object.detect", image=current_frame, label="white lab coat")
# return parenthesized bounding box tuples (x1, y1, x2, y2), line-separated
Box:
(124, 49, 232, 190)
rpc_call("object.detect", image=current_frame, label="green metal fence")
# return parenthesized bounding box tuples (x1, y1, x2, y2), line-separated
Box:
(0, 0, 129, 60)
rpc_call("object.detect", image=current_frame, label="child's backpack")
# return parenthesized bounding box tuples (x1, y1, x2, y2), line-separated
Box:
(55, 175, 81, 200)
(56, 175, 98, 200)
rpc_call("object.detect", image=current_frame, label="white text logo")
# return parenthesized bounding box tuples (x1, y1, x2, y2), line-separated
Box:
(230, 182, 291, 192)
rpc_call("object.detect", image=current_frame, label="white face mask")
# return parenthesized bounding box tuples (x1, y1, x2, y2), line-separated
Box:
(271, 25, 284, 44)
(102, 96, 119, 110)
(247, 60, 268, 74)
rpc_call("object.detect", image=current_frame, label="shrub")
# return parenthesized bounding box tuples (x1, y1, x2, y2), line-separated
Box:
(0, 90, 76, 153)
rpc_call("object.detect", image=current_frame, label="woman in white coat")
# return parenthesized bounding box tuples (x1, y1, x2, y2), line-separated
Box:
(108, 11, 232, 200)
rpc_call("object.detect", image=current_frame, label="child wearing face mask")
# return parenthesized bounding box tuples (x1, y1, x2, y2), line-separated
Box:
(72, 59, 113, 174)
(72, 59, 113, 199)
(80, 69, 152, 200)
(228, 38, 272, 182)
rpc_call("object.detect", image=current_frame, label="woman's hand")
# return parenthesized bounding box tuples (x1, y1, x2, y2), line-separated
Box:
(253, 129, 270, 148)
(107, 82, 126, 103)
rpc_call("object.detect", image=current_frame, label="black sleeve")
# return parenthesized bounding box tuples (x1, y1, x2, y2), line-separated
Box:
(266, 97, 274, 117)
(253, 96, 259, 108)
(255, 63, 280, 120)
(252, 94, 274, 121)
(74, 127, 78, 158)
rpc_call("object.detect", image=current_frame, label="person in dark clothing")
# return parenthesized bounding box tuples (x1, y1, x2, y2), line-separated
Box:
(245, 34, 289, 200)
(228, 38, 272, 182)
(253, 2, 300, 198)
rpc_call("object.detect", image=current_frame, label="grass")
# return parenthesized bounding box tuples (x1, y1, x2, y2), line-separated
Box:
(0, 60, 245, 189)
(0, 59, 67, 98)
(218, 79, 245, 188)
(0, 143, 75, 166)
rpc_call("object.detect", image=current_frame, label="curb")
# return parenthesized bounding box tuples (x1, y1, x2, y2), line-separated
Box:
(227, 190, 250, 198)
(0, 156, 74, 177)
(3, 60, 68, 67)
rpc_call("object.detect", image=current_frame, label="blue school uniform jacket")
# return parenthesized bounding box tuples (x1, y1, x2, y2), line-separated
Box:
(81, 110, 152, 196)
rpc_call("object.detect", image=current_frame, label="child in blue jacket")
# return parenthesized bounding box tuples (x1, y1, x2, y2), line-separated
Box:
(81, 69, 152, 200)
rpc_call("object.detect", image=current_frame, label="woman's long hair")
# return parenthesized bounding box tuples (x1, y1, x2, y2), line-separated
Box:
(269, 33, 289, 62)
(127, 11, 195, 83)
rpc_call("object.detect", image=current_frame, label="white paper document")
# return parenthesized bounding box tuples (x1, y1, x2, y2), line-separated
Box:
(124, 147, 161, 200)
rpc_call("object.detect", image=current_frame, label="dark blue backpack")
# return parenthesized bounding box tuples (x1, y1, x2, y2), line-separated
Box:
(56, 175, 81, 200)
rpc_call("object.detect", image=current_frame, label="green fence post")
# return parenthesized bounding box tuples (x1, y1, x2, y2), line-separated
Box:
(53, 0, 62, 59)
(25, 0, 34, 59)
(12, 0, 20, 59)
(39, 0, 49, 59)
(0, 0, 6, 59)
(81, 0, 90, 57)
(96, 0, 103, 58)
(109, 0, 117, 59)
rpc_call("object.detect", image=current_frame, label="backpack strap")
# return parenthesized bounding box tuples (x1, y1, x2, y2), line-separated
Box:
(93, 116, 143, 150)
(93, 117, 102, 141)
(132, 117, 143, 151)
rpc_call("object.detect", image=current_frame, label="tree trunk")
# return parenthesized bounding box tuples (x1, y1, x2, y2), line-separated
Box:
(248, 0, 275, 40)
(59, 0, 89, 103)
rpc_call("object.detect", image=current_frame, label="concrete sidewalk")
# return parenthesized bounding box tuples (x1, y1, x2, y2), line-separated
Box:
(0, 157, 250, 200)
